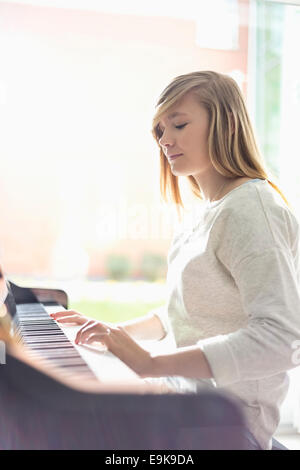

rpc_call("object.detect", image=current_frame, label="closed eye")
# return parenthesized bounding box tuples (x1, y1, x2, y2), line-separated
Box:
(155, 123, 187, 139)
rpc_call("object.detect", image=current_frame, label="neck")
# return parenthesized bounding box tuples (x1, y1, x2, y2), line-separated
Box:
(194, 169, 233, 203)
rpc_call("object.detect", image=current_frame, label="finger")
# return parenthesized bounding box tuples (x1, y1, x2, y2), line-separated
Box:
(50, 311, 87, 325)
(50, 310, 78, 319)
(75, 320, 96, 344)
(84, 330, 110, 345)
(54, 315, 85, 325)
(76, 324, 111, 345)
(84, 329, 111, 345)
(76, 323, 106, 345)
(77, 320, 110, 338)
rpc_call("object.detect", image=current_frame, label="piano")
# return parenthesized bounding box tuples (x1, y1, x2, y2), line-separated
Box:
(0, 267, 248, 450)
(5, 279, 145, 388)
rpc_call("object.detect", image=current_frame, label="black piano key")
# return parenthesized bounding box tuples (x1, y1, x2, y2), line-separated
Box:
(28, 351, 81, 359)
(21, 332, 65, 336)
(23, 341, 71, 346)
(19, 321, 53, 324)
(28, 344, 75, 350)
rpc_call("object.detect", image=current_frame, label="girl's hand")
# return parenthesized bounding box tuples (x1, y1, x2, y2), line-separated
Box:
(74, 320, 155, 378)
(50, 310, 92, 326)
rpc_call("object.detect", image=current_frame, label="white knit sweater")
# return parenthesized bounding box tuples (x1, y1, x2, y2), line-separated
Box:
(154, 178, 300, 450)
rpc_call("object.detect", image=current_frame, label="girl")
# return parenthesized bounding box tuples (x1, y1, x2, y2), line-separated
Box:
(51, 71, 300, 450)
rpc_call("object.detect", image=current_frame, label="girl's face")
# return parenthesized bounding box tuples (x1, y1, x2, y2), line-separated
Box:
(158, 92, 212, 177)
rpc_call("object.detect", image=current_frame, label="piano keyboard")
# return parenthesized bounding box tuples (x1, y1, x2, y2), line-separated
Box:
(14, 303, 99, 382)
(12, 302, 143, 386)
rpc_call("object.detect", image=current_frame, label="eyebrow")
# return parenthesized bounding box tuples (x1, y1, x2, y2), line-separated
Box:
(167, 112, 189, 118)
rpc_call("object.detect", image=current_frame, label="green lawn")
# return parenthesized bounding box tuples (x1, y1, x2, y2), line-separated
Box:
(69, 299, 164, 324)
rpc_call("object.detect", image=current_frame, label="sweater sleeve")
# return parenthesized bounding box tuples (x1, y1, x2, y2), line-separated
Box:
(149, 305, 171, 338)
(197, 208, 300, 387)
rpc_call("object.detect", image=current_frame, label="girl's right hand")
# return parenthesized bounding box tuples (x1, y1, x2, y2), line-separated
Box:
(50, 310, 90, 325)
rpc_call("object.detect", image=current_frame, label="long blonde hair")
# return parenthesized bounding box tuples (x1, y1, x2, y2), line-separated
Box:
(151, 71, 290, 220)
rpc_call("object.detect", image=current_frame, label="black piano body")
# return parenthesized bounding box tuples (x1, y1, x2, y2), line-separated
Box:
(0, 280, 248, 450)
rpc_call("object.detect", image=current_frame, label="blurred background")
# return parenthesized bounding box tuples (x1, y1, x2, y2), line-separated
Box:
(0, 0, 299, 445)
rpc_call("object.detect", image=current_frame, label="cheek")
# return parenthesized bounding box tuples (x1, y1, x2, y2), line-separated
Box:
(186, 128, 208, 153)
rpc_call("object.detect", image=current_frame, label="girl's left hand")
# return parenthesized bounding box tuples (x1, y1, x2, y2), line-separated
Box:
(75, 320, 155, 378)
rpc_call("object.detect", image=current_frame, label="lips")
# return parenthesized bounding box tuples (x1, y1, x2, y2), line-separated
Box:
(168, 153, 183, 161)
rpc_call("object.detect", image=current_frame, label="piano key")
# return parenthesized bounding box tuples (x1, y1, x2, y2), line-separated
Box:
(28, 351, 81, 359)
(18, 325, 64, 330)
(28, 344, 75, 350)
(19, 329, 67, 337)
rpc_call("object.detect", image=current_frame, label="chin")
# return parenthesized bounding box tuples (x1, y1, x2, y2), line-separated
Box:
(170, 168, 192, 177)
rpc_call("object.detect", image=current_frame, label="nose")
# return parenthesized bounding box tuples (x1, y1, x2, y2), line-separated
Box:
(159, 130, 175, 150)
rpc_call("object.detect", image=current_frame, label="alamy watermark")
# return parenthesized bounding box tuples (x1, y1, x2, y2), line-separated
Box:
(0, 340, 5, 365)
(94, 199, 205, 242)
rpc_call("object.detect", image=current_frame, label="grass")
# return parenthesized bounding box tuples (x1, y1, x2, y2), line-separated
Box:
(69, 299, 165, 324)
